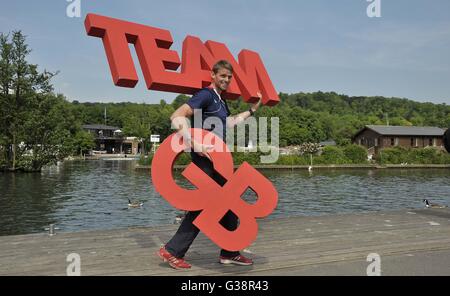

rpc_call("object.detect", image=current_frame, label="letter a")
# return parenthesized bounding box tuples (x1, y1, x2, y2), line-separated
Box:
(366, 0, 381, 18)
(66, 0, 81, 18)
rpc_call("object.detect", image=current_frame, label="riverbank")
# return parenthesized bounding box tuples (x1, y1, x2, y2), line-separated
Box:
(135, 163, 450, 171)
(1, 208, 449, 275)
(67, 154, 140, 161)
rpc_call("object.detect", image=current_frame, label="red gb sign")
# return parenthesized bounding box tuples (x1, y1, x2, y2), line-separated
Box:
(151, 129, 278, 251)
(84, 13, 279, 105)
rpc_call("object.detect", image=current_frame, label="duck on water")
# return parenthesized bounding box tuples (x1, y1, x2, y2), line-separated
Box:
(423, 199, 447, 209)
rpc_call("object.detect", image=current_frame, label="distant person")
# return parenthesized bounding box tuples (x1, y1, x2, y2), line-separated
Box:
(157, 60, 262, 269)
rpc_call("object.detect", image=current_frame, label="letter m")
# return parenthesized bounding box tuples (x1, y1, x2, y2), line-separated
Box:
(206, 41, 279, 106)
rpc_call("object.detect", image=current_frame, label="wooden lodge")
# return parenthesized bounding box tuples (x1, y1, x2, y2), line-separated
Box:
(82, 124, 141, 155)
(352, 125, 446, 155)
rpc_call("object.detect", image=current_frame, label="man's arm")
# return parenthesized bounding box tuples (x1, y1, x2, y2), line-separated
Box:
(170, 103, 193, 140)
(227, 92, 262, 128)
(170, 103, 212, 159)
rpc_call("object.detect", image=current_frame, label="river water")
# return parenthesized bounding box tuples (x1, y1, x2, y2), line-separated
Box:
(0, 160, 449, 236)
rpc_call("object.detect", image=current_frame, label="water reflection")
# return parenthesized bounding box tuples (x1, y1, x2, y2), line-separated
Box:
(0, 161, 449, 236)
(0, 171, 58, 235)
(264, 168, 450, 218)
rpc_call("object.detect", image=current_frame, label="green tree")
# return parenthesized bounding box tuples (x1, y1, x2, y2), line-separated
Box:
(73, 130, 95, 156)
(171, 94, 189, 109)
(122, 112, 150, 154)
(0, 31, 80, 171)
(0, 31, 56, 170)
(19, 94, 79, 171)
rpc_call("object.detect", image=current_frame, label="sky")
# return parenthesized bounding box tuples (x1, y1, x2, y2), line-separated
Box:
(0, 0, 449, 104)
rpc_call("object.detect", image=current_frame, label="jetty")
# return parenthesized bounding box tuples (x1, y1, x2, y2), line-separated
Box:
(1, 208, 449, 275)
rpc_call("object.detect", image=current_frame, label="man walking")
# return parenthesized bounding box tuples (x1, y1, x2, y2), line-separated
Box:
(157, 60, 262, 269)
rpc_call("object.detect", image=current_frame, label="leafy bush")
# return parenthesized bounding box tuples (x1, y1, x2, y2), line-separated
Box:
(375, 147, 450, 164)
(315, 146, 347, 164)
(274, 154, 310, 165)
(343, 144, 368, 164)
(141, 146, 450, 166)
(139, 152, 191, 166)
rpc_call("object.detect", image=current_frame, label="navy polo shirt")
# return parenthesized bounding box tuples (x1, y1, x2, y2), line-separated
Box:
(187, 87, 231, 141)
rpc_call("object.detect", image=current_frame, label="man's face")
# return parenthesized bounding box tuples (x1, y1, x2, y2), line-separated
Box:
(211, 68, 233, 92)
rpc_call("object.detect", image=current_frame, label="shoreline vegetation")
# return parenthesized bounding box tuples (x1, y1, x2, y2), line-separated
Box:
(136, 145, 450, 168)
(135, 164, 450, 170)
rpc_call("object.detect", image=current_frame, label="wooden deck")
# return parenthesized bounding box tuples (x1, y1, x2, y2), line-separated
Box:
(1, 208, 450, 275)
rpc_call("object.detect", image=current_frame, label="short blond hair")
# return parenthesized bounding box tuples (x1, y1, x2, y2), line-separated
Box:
(212, 60, 233, 74)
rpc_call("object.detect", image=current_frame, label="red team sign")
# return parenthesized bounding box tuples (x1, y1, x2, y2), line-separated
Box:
(85, 13, 279, 250)
(84, 13, 279, 105)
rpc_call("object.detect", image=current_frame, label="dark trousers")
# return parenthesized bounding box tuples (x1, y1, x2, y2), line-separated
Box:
(165, 153, 240, 259)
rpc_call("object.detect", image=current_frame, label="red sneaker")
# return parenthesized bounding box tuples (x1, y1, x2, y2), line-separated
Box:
(157, 247, 192, 269)
(219, 254, 253, 266)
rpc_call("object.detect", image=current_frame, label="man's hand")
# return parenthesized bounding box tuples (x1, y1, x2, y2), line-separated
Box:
(226, 91, 263, 128)
(250, 91, 263, 112)
(191, 140, 213, 161)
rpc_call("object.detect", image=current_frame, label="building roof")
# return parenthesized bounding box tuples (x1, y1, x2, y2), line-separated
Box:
(363, 125, 446, 136)
(82, 124, 121, 131)
(319, 140, 336, 146)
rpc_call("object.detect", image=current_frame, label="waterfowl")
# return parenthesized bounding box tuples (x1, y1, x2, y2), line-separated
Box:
(128, 198, 143, 208)
(423, 199, 447, 209)
(174, 212, 186, 224)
